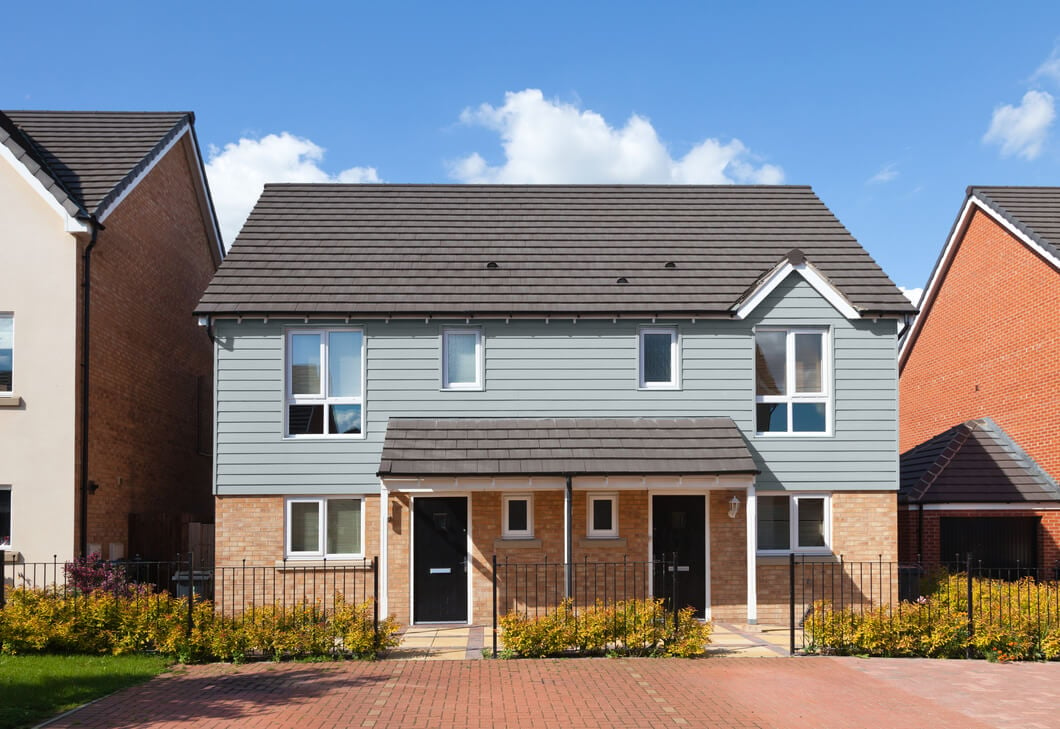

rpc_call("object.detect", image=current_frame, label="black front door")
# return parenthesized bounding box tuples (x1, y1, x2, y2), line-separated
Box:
(413, 497, 468, 622)
(653, 495, 707, 618)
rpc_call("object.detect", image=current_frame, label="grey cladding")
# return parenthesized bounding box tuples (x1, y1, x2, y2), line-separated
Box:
(378, 416, 759, 477)
(197, 185, 915, 317)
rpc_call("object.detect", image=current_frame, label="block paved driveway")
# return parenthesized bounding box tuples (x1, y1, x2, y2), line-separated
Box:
(43, 657, 1060, 729)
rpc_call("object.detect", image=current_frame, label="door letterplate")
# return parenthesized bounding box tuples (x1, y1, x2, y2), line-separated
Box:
(667, 565, 691, 573)
(429, 567, 451, 574)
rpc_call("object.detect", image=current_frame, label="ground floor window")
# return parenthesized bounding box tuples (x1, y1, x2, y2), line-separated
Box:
(0, 487, 9, 548)
(757, 493, 830, 554)
(502, 494, 533, 538)
(286, 496, 364, 558)
(587, 493, 619, 538)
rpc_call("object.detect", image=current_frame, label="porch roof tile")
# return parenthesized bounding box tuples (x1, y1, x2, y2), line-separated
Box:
(377, 416, 759, 477)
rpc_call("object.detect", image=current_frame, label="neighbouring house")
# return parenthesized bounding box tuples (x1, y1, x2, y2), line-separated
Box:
(196, 184, 914, 626)
(899, 187, 1060, 571)
(0, 111, 224, 568)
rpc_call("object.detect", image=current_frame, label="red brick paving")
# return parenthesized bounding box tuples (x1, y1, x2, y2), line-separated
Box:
(42, 657, 1058, 729)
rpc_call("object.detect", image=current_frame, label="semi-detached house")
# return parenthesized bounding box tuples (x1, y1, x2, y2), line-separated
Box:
(196, 184, 914, 626)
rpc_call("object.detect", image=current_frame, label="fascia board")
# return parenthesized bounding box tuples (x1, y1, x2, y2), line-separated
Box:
(731, 260, 861, 320)
(0, 138, 89, 234)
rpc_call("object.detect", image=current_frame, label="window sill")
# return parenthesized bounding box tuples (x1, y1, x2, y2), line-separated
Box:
(756, 553, 839, 566)
(494, 538, 542, 550)
(0, 395, 22, 408)
(579, 537, 627, 548)
(275, 559, 370, 570)
(3, 550, 21, 563)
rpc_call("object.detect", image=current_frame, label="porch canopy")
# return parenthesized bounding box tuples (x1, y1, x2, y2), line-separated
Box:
(377, 416, 758, 479)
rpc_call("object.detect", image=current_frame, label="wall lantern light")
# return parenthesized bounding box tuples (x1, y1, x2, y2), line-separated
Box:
(728, 495, 741, 519)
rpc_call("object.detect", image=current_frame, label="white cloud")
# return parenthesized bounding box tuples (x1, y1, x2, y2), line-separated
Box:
(1032, 48, 1060, 84)
(982, 90, 1055, 160)
(450, 89, 783, 185)
(205, 132, 381, 246)
(899, 286, 923, 306)
(867, 162, 899, 184)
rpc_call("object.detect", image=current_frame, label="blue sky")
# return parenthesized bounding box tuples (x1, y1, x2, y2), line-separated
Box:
(5, 1, 1060, 298)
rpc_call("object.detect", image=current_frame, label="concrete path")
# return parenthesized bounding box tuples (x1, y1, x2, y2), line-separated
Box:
(41, 657, 1060, 729)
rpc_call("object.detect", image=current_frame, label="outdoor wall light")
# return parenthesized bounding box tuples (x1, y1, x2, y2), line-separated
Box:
(728, 495, 741, 519)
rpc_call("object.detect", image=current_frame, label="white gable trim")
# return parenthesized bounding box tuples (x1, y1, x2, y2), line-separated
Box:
(732, 260, 861, 320)
(0, 140, 88, 234)
(899, 195, 1060, 366)
(96, 122, 189, 223)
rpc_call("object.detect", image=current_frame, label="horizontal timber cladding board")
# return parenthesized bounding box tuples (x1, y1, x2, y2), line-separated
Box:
(213, 278, 898, 496)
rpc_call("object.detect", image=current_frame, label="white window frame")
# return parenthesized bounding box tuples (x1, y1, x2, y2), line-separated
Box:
(501, 493, 533, 539)
(638, 326, 679, 390)
(441, 327, 484, 391)
(754, 327, 831, 436)
(756, 493, 831, 555)
(0, 313, 12, 397)
(0, 485, 10, 550)
(587, 492, 619, 538)
(285, 496, 366, 560)
(285, 328, 366, 439)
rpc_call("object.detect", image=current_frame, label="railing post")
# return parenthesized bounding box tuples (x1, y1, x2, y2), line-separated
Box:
(372, 556, 379, 642)
(186, 551, 195, 640)
(965, 552, 974, 659)
(789, 552, 796, 655)
(671, 551, 679, 635)
(492, 554, 498, 657)
(0, 559, 5, 609)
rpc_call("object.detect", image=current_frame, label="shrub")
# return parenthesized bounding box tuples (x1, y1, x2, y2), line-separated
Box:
(0, 588, 398, 662)
(499, 598, 711, 658)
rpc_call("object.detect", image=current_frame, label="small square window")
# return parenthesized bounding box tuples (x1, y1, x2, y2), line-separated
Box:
(639, 327, 678, 389)
(502, 494, 533, 539)
(442, 328, 483, 390)
(286, 497, 364, 559)
(587, 493, 619, 538)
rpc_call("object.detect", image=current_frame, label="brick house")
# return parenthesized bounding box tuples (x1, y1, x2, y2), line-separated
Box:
(899, 187, 1060, 570)
(196, 184, 913, 626)
(0, 111, 224, 566)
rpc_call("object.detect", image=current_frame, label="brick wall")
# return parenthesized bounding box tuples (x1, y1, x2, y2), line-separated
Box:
(77, 135, 220, 561)
(214, 495, 380, 615)
(900, 208, 1060, 480)
(896, 506, 1060, 570)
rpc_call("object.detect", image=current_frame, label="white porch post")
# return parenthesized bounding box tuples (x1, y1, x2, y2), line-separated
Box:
(745, 484, 757, 625)
(563, 476, 572, 598)
(378, 480, 389, 618)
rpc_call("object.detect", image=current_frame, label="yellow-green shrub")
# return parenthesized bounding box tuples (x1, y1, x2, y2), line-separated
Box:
(499, 598, 711, 657)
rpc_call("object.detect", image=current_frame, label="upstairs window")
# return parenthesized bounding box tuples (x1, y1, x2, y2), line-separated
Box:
(757, 494, 830, 553)
(639, 327, 678, 389)
(286, 329, 364, 437)
(755, 328, 829, 434)
(0, 315, 11, 395)
(442, 328, 483, 390)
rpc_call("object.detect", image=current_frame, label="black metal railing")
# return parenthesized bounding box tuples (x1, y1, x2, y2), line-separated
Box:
(790, 553, 1060, 658)
(0, 555, 379, 635)
(491, 554, 682, 655)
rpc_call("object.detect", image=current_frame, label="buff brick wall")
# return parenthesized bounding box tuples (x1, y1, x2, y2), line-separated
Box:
(76, 136, 219, 561)
(897, 507, 1060, 570)
(900, 208, 1060, 481)
(214, 495, 380, 615)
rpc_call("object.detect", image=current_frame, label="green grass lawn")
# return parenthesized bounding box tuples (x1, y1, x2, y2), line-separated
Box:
(0, 654, 171, 729)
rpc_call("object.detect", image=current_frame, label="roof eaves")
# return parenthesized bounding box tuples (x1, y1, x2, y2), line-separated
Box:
(0, 112, 89, 223)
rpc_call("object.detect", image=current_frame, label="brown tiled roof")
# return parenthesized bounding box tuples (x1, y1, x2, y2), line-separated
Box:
(0, 110, 190, 216)
(377, 416, 758, 477)
(971, 186, 1060, 263)
(196, 184, 914, 317)
(900, 418, 1060, 504)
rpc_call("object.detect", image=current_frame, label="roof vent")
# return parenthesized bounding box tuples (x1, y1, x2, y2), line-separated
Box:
(664, 261, 676, 269)
(616, 277, 629, 284)
(486, 261, 499, 269)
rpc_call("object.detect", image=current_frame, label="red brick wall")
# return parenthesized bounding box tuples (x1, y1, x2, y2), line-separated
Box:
(900, 208, 1060, 480)
(897, 506, 1060, 570)
(78, 136, 220, 560)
